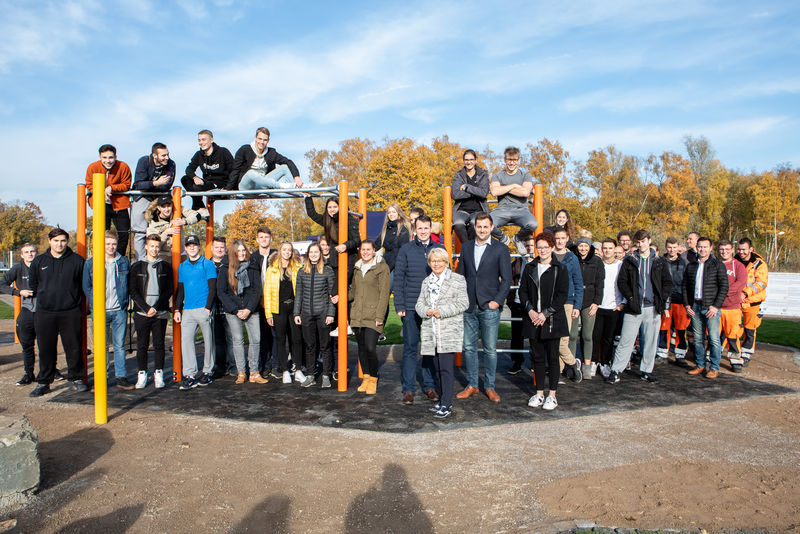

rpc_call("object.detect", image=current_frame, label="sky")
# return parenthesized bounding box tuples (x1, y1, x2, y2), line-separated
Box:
(1, 0, 798, 228)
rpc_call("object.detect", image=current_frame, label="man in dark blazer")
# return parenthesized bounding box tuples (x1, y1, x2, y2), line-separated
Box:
(456, 212, 512, 402)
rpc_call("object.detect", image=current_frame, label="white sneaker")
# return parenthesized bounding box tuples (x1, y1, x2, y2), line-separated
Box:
(295, 370, 306, 383)
(600, 364, 611, 378)
(282, 371, 292, 384)
(590, 362, 598, 377)
(329, 327, 339, 337)
(135, 370, 148, 389)
(528, 394, 544, 408)
(303, 181, 322, 189)
(542, 396, 558, 410)
(278, 182, 295, 189)
(154, 369, 165, 389)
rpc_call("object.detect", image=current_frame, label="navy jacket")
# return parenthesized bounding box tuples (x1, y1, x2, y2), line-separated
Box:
(457, 238, 512, 313)
(133, 154, 176, 200)
(393, 238, 444, 313)
(216, 262, 262, 314)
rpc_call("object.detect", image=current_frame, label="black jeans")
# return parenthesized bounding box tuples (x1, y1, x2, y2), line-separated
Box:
(592, 308, 621, 365)
(180, 175, 214, 210)
(302, 314, 332, 374)
(432, 352, 455, 408)
(106, 207, 131, 258)
(257, 307, 277, 372)
(16, 307, 36, 378)
(273, 300, 303, 372)
(133, 314, 168, 371)
(452, 210, 478, 245)
(35, 307, 84, 384)
(213, 311, 233, 372)
(509, 302, 531, 366)
(530, 331, 560, 392)
(354, 326, 380, 376)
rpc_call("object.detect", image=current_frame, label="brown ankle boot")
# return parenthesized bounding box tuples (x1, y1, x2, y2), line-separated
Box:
(365, 375, 378, 395)
(357, 374, 371, 392)
(235, 371, 246, 384)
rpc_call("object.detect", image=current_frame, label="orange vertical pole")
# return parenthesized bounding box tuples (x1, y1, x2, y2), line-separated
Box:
(357, 188, 367, 379)
(204, 201, 214, 259)
(77, 184, 89, 383)
(533, 184, 543, 237)
(444, 186, 462, 367)
(337, 180, 349, 391)
(171, 188, 182, 383)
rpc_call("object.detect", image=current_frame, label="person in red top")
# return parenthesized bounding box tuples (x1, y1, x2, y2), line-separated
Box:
(86, 144, 132, 256)
(718, 239, 747, 372)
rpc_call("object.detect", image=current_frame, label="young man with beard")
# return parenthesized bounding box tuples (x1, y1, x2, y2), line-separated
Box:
(251, 227, 278, 378)
(450, 149, 490, 244)
(616, 231, 632, 256)
(736, 237, 768, 366)
(210, 236, 235, 378)
(658, 237, 691, 367)
(606, 230, 673, 384)
(683, 237, 728, 379)
(86, 144, 132, 256)
(228, 127, 311, 190)
(29, 229, 88, 397)
(718, 240, 747, 373)
(180, 130, 234, 216)
(1, 243, 39, 385)
(132, 143, 176, 260)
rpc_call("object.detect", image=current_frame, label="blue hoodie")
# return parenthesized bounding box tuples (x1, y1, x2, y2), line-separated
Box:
(554, 249, 583, 308)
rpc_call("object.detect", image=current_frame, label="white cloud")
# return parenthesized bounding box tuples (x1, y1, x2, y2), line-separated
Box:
(177, 0, 208, 20)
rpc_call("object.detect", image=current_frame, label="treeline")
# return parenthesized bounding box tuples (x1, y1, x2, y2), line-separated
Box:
(223, 135, 799, 271)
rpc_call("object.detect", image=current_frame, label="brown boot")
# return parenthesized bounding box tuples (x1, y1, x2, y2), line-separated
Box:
(249, 372, 268, 384)
(365, 375, 377, 395)
(357, 374, 371, 392)
(235, 371, 246, 384)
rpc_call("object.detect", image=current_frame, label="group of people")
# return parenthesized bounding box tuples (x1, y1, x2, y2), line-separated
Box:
(1, 139, 769, 420)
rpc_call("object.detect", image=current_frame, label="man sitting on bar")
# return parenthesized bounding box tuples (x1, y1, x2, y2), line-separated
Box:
(227, 127, 315, 191)
(180, 129, 234, 218)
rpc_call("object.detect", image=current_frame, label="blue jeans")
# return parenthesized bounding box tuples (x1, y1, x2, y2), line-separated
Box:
(401, 313, 436, 393)
(691, 302, 722, 371)
(462, 306, 501, 390)
(106, 309, 128, 378)
(239, 165, 295, 190)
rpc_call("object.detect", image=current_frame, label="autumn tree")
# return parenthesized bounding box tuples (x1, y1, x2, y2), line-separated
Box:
(0, 200, 47, 253)
(642, 151, 699, 236)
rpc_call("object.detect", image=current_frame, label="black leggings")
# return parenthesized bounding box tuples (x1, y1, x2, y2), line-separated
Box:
(355, 327, 379, 376)
(133, 314, 167, 371)
(530, 331, 560, 392)
(273, 300, 303, 372)
(107, 208, 131, 257)
(593, 308, 621, 365)
(16, 307, 36, 378)
(302, 314, 332, 374)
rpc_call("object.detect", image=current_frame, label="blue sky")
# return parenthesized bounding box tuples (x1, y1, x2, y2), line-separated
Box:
(1, 0, 798, 227)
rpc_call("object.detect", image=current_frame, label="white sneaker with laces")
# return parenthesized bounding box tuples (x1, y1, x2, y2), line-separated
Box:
(154, 369, 165, 389)
(528, 394, 545, 408)
(295, 370, 306, 383)
(135, 370, 148, 389)
(543, 396, 558, 410)
(590, 362, 598, 377)
(282, 371, 292, 384)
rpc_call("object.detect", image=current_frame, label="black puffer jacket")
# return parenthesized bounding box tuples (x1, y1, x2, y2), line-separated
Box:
(574, 245, 604, 309)
(682, 256, 728, 309)
(375, 219, 410, 270)
(304, 197, 361, 272)
(666, 255, 688, 304)
(216, 261, 262, 314)
(293, 264, 336, 318)
(617, 249, 673, 315)
(129, 259, 173, 314)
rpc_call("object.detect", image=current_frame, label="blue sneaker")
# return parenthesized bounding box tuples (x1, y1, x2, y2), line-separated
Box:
(72, 380, 89, 392)
(433, 405, 452, 419)
(198, 374, 213, 387)
(428, 403, 441, 413)
(179, 376, 198, 390)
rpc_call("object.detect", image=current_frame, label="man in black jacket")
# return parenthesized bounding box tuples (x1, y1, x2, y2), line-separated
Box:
(683, 236, 728, 378)
(29, 229, 88, 396)
(456, 212, 512, 403)
(180, 130, 234, 214)
(607, 229, 673, 384)
(130, 234, 173, 389)
(210, 236, 234, 379)
(450, 149, 490, 244)
(658, 237, 691, 366)
(132, 143, 176, 260)
(1, 243, 39, 385)
(228, 127, 310, 190)
(251, 226, 278, 378)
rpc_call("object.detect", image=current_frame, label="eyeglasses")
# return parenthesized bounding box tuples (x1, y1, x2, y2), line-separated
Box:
(430, 259, 447, 264)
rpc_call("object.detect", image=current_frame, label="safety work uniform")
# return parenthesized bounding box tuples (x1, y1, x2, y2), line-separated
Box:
(737, 252, 768, 361)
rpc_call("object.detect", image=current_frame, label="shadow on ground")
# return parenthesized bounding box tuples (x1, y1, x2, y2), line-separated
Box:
(50, 349, 795, 434)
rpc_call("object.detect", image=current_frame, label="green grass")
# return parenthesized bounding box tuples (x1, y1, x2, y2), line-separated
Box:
(758, 318, 800, 349)
(0, 299, 13, 319)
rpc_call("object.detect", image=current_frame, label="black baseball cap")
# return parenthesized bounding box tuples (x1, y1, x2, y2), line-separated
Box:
(185, 235, 201, 246)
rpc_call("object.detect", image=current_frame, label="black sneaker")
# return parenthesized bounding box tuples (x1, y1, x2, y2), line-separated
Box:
(606, 371, 620, 384)
(433, 406, 452, 419)
(29, 384, 50, 397)
(211, 369, 226, 380)
(198, 374, 213, 386)
(674, 358, 692, 368)
(54, 370, 66, 381)
(571, 363, 583, 383)
(332, 370, 339, 381)
(507, 362, 523, 375)
(16, 375, 34, 386)
(269, 369, 282, 380)
(429, 403, 441, 413)
(179, 376, 198, 390)
(73, 380, 89, 392)
(116, 377, 135, 390)
(640, 372, 658, 383)
(731, 363, 744, 373)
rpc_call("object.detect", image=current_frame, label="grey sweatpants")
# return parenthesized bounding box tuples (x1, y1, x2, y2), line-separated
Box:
(225, 313, 261, 373)
(611, 306, 661, 374)
(181, 307, 215, 377)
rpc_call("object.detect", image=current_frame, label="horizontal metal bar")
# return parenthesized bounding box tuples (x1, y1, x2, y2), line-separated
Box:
(185, 186, 339, 198)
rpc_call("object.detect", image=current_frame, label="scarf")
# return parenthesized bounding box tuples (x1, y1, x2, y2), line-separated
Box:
(428, 268, 450, 309)
(235, 261, 250, 295)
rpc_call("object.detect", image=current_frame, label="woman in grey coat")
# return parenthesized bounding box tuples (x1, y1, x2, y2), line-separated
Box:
(415, 248, 469, 418)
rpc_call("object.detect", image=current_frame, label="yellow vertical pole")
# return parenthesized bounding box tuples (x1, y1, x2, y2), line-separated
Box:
(205, 201, 214, 259)
(337, 180, 349, 392)
(172, 188, 183, 382)
(92, 173, 108, 425)
(77, 185, 88, 382)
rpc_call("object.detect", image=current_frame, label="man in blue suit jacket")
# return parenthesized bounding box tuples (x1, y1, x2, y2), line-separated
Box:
(456, 212, 512, 402)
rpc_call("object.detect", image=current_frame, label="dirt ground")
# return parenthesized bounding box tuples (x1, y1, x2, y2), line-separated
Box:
(0, 315, 799, 533)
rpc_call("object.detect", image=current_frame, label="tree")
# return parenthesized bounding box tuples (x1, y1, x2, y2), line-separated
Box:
(222, 200, 276, 249)
(643, 151, 699, 236)
(0, 200, 47, 252)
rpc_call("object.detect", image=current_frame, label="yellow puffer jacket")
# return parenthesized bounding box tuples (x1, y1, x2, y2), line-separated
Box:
(741, 252, 768, 307)
(263, 262, 300, 318)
